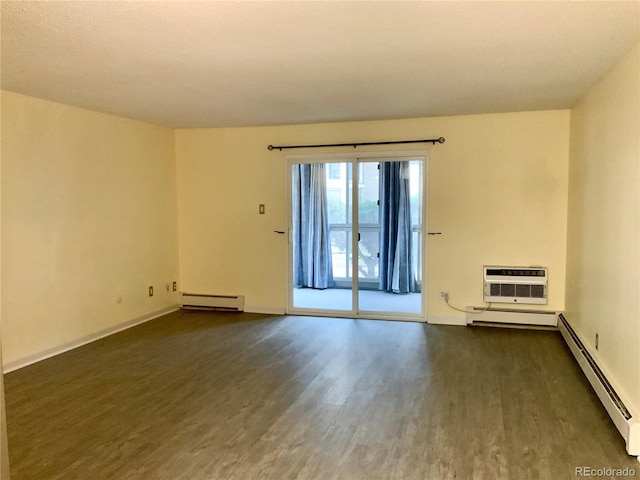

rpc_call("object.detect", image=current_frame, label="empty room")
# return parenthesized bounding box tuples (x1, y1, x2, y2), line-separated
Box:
(0, 1, 639, 479)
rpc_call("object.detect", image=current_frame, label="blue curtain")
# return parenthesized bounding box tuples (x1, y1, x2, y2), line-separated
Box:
(292, 163, 334, 289)
(379, 162, 415, 294)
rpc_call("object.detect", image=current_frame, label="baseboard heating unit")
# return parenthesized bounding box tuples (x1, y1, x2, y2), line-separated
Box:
(558, 315, 639, 456)
(180, 293, 245, 312)
(466, 307, 558, 328)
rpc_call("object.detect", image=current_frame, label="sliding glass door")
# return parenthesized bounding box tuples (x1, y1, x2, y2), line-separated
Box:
(289, 154, 425, 320)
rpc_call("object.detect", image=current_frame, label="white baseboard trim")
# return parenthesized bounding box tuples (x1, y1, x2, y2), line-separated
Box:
(427, 315, 466, 326)
(244, 305, 286, 315)
(3, 305, 180, 373)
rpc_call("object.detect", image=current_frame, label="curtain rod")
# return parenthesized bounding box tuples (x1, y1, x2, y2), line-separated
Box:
(267, 137, 445, 151)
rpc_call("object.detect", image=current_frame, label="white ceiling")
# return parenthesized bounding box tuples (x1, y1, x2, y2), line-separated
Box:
(2, 1, 639, 128)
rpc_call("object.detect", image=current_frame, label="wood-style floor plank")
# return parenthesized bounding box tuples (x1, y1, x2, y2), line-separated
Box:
(4, 311, 638, 479)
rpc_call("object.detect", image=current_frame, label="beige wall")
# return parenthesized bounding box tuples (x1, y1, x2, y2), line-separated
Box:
(566, 43, 640, 413)
(175, 110, 570, 319)
(1, 91, 180, 367)
(0, 92, 10, 480)
(0, 95, 571, 366)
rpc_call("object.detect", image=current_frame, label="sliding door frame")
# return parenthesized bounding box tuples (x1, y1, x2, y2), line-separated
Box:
(286, 149, 429, 322)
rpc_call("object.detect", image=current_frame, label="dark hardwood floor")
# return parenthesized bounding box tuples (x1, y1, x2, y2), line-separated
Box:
(4, 311, 638, 479)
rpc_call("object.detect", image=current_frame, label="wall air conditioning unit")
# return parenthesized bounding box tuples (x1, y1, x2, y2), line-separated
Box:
(180, 293, 245, 311)
(484, 266, 547, 305)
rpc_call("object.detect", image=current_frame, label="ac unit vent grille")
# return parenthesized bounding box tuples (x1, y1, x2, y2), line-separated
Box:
(500, 284, 516, 297)
(515, 284, 531, 297)
(531, 284, 545, 298)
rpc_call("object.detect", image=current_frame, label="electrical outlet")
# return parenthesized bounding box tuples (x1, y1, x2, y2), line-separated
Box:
(172, 281, 177, 292)
(595, 333, 599, 350)
(259, 204, 265, 214)
(439, 290, 449, 301)
(148, 286, 154, 297)
(165, 283, 170, 292)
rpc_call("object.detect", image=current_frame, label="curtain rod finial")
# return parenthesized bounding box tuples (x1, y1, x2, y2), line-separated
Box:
(438, 137, 445, 143)
(267, 145, 274, 151)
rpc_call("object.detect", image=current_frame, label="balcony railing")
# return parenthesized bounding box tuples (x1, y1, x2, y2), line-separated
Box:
(329, 224, 422, 289)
